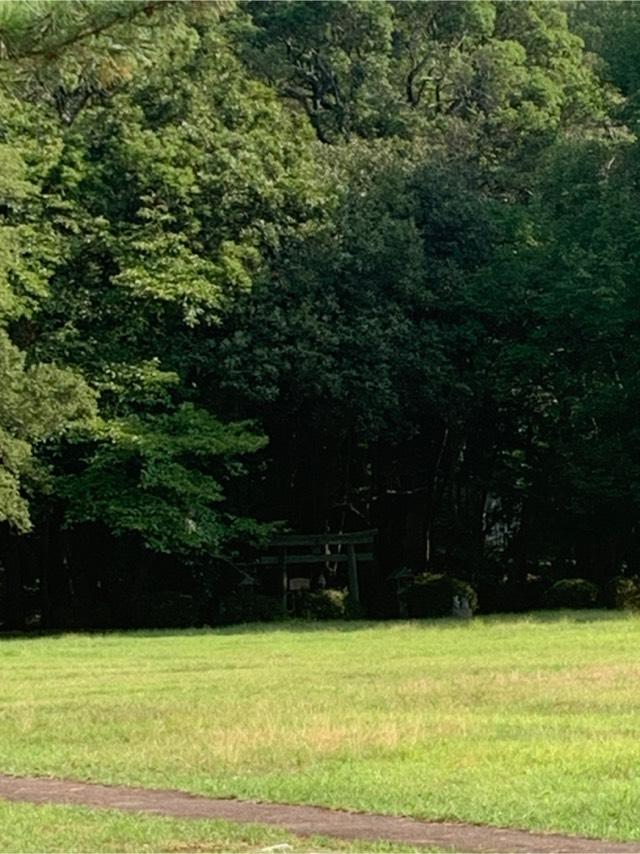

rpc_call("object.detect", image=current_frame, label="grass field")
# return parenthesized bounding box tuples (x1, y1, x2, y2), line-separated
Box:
(0, 801, 428, 853)
(1, 612, 640, 848)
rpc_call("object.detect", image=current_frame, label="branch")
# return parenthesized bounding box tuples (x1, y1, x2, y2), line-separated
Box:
(0, 1, 223, 61)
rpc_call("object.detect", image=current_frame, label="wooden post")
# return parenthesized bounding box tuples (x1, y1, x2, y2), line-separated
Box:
(346, 544, 360, 604)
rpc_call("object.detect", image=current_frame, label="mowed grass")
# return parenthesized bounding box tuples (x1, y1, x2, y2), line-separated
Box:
(0, 802, 429, 853)
(1, 613, 640, 843)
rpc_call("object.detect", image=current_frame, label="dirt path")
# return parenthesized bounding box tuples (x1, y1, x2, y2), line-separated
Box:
(0, 773, 638, 853)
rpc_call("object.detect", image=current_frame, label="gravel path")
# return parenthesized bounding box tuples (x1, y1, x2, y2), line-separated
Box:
(0, 773, 637, 853)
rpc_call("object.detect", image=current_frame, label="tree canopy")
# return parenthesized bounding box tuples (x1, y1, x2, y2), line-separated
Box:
(1, 0, 640, 629)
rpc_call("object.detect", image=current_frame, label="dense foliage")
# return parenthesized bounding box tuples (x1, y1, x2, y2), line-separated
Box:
(2, 0, 640, 628)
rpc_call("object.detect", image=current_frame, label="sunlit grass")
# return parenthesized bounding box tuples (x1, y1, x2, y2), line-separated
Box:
(1, 612, 640, 841)
(0, 801, 428, 853)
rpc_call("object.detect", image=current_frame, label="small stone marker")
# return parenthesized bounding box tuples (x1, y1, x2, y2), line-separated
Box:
(452, 595, 472, 619)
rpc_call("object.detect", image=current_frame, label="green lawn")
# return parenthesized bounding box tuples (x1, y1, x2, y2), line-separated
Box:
(0, 801, 427, 853)
(1, 612, 640, 846)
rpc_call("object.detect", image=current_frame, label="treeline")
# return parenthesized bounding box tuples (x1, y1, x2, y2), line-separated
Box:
(1, 0, 640, 629)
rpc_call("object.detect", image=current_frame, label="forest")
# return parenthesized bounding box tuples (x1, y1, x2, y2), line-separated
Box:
(1, 0, 640, 630)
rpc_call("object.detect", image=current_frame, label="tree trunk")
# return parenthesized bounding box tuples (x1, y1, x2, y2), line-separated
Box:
(424, 425, 450, 568)
(1, 533, 25, 631)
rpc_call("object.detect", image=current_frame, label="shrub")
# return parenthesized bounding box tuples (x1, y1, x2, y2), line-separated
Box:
(544, 578, 600, 609)
(606, 575, 640, 610)
(407, 573, 478, 618)
(297, 588, 361, 620)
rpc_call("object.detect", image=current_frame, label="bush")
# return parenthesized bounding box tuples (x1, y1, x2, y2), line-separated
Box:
(407, 573, 478, 618)
(544, 578, 600, 609)
(606, 575, 640, 610)
(218, 591, 286, 624)
(297, 588, 361, 620)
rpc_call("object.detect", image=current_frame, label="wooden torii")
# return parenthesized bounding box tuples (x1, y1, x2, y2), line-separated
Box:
(258, 530, 377, 609)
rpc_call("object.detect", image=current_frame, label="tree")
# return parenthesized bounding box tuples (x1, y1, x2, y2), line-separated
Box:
(0, 1, 228, 59)
(0, 90, 94, 532)
(3, 0, 640, 628)
(0, 3, 324, 628)
(241, 0, 609, 183)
